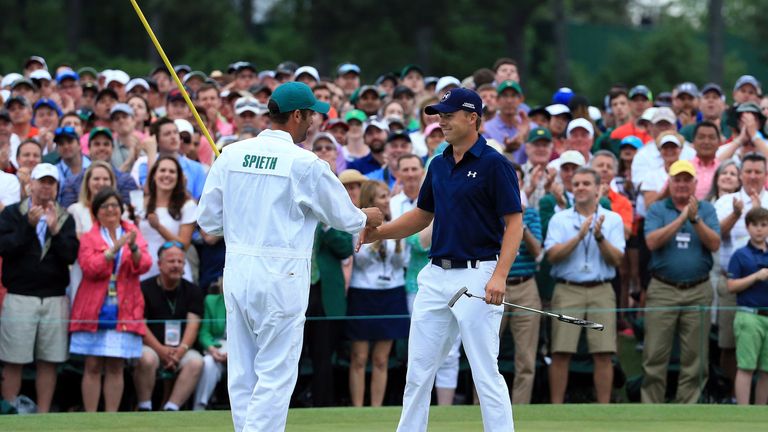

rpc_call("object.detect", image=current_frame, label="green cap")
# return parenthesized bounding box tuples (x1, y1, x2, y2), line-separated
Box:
(89, 126, 113, 142)
(497, 80, 523, 96)
(77, 67, 98, 79)
(344, 109, 368, 124)
(269, 82, 330, 114)
(400, 64, 423, 79)
(527, 127, 552, 143)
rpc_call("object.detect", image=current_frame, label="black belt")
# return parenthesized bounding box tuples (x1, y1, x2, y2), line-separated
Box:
(556, 278, 605, 288)
(740, 307, 768, 317)
(652, 274, 709, 290)
(506, 275, 533, 285)
(431, 256, 497, 270)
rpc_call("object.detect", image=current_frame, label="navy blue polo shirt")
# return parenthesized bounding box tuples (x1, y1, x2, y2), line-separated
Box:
(728, 242, 768, 308)
(348, 153, 382, 175)
(417, 135, 522, 260)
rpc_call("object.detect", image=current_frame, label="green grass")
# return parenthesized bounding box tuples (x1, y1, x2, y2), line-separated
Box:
(1, 405, 766, 431)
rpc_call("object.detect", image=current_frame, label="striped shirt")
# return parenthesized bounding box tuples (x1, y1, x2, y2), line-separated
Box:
(508, 208, 542, 277)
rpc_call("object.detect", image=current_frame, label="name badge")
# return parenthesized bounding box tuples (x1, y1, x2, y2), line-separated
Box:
(676, 232, 691, 249)
(165, 320, 182, 346)
(581, 263, 592, 273)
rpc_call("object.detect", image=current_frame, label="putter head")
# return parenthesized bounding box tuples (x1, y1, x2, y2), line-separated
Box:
(448, 287, 469, 308)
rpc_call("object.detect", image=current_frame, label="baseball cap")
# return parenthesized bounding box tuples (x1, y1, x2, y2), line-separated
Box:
(337, 63, 360, 76)
(232, 61, 257, 74)
(294, 66, 320, 82)
(734, 75, 761, 93)
(424, 122, 442, 137)
(105, 70, 130, 87)
(527, 127, 553, 143)
(528, 106, 551, 122)
(701, 83, 724, 97)
(552, 87, 574, 105)
(375, 73, 398, 87)
(387, 131, 411, 143)
(175, 119, 194, 136)
(424, 76, 439, 88)
(234, 97, 268, 116)
(249, 84, 272, 97)
(174, 64, 192, 74)
(166, 88, 186, 103)
(344, 109, 368, 124)
(77, 67, 98, 79)
(435, 76, 461, 94)
(270, 82, 329, 114)
(109, 103, 134, 118)
(737, 101, 762, 115)
(566, 118, 594, 138)
(363, 117, 389, 134)
(95, 87, 119, 103)
(669, 160, 696, 177)
(31, 163, 59, 182)
(322, 118, 349, 132)
(651, 107, 676, 124)
(497, 80, 523, 96)
(657, 132, 683, 149)
(559, 150, 586, 167)
(424, 88, 483, 116)
(182, 71, 207, 84)
(385, 116, 406, 131)
(11, 78, 36, 90)
(311, 132, 339, 148)
(55, 69, 79, 84)
(126, 78, 150, 93)
(53, 126, 79, 142)
(400, 64, 423, 79)
(356, 85, 381, 100)
(4, 95, 29, 108)
(1, 73, 22, 89)
(89, 126, 113, 142)
(338, 169, 368, 185)
(629, 85, 653, 101)
(29, 69, 52, 81)
(33, 98, 62, 116)
(24, 55, 47, 70)
(393, 85, 415, 99)
(639, 107, 658, 123)
(588, 106, 602, 122)
(275, 61, 298, 76)
(620, 135, 643, 150)
(545, 104, 572, 118)
(675, 82, 700, 98)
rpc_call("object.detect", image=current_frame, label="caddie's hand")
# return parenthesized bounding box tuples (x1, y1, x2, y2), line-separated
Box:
(484, 275, 506, 305)
(362, 207, 383, 228)
(356, 226, 380, 252)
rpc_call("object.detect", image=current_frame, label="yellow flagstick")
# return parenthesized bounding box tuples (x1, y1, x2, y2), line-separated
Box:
(129, 0, 220, 157)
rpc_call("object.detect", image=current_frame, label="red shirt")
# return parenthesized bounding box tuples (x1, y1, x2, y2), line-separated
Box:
(611, 121, 652, 144)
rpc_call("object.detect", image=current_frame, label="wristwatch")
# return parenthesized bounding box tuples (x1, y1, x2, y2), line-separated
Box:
(130, 243, 139, 253)
(594, 234, 604, 243)
(689, 215, 701, 224)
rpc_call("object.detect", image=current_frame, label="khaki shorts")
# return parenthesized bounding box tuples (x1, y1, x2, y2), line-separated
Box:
(0, 294, 69, 364)
(142, 345, 203, 370)
(716, 274, 738, 349)
(551, 282, 617, 354)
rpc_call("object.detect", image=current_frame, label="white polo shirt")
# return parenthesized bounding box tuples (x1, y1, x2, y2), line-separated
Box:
(0, 171, 20, 206)
(715, 188, 768, 268)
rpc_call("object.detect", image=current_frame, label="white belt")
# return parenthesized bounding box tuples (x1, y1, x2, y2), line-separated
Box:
(226, 244, 311, 259)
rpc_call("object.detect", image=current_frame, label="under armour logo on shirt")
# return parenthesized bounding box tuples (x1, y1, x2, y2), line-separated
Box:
(467, 171, 477, 178)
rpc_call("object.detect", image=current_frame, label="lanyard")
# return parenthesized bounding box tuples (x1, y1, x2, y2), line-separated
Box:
(575, 208, 599, 265)
(100, 226, 124, 297)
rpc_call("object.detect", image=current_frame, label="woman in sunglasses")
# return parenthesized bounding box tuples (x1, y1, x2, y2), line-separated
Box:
(69, 188, 151, 411)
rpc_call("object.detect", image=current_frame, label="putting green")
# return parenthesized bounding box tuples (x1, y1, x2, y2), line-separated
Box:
(0, 404, 764, 431)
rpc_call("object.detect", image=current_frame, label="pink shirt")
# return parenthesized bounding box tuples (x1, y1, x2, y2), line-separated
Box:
(692, 156, 719, 200)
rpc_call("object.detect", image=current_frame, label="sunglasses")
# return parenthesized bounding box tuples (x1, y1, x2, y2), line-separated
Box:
(313, 145, 335, 152)
(54, 126, 76, 136)
(157, 240, 185, 256)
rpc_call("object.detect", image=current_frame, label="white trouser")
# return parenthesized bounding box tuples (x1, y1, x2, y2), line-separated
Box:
(224, 254, 310, 432)
(194, 353, 226, 409)
(408, 290, 461, 390)
(397, 262, 514, 432)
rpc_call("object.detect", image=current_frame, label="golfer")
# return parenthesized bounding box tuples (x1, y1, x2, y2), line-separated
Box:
(362, 88, 523, 431)
(197, 82, 383, 432)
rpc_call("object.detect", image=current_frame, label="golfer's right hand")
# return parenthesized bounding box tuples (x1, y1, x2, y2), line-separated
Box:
(362, 207, 384, 227)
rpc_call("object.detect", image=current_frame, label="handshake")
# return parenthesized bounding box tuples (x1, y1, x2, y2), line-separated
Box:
(359, 207, 385, 250)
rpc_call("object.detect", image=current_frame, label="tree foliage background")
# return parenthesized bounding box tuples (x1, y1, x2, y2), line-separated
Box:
(0, 0, 765, 105)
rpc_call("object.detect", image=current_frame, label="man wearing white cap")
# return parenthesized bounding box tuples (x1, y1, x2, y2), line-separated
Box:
(105, 70, 130, 102)
(294, 66, 320, 87)
(547, 118, 595, 171)
(435, 76, 460, 99)
(0, 163, 78, 413)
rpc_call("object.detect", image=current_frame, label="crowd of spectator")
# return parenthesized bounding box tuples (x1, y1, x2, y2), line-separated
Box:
(1, 54, 768, 413)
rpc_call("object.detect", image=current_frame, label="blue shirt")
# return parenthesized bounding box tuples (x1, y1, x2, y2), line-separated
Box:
(727, 242, 768, 308)
(645, 198, 720, 282)
(508, 208, 542, 277)
(59, 164, 138, 208)
(348, 153, 382, 175)
(56, 156, 91, 195)
(417, 135, 522, 260)
(481, 114, 531, 165)
(137, 155, 207, 201)
(366, 167, 397, 189)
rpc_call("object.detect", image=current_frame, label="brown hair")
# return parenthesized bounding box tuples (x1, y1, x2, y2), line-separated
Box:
(146, 155, 189, 220)
(745, 207, 768, 227)
(78, 160, 116, 206)
(359, 180, 402, 254)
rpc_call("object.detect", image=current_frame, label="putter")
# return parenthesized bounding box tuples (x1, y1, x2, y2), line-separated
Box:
(448, 287, 605, 331)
